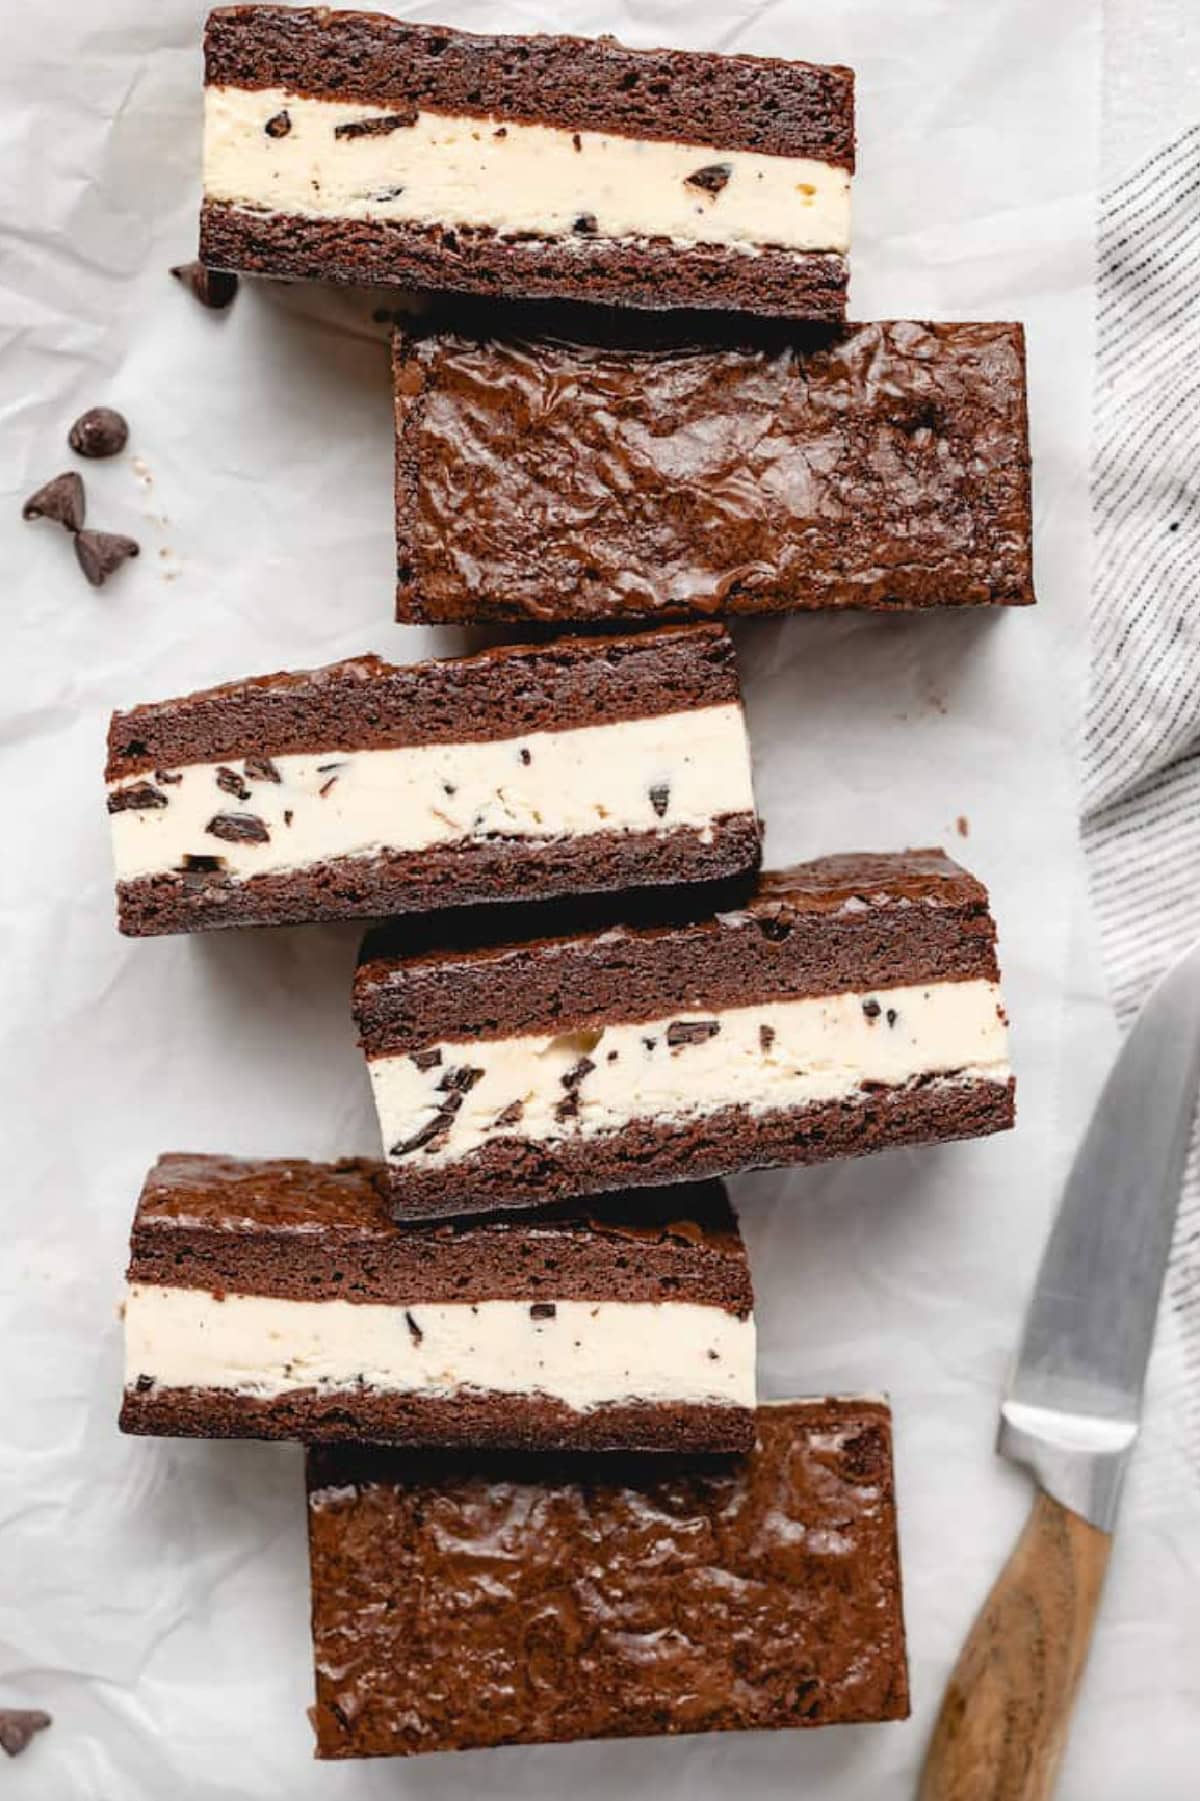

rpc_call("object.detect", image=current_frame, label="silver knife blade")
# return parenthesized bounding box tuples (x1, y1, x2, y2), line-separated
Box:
(999, 941, 1200, 1531)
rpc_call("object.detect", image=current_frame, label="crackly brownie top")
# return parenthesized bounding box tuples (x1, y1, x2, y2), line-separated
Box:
(105, 623, 739, 779)
(205, 7, 855, 168)
(394, 318, 1033, 620)
(305, 1398, 908, 1756)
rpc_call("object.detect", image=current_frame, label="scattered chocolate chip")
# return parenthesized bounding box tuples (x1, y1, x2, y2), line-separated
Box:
(519, 747, 532, 765)
(495, 1099, 524, 1128)
(135, 1373, 155, 1392)
(642, 1035, 657, 1052)
(404, 1309, 423, 1345)
(206, 812, 269, 844)
(391, 1092, 463, 1157)
(22, 471, 85, 532)
(530, 1302, 557, 1320)
(170, 260, 238, 309)
(573, 212, 598, 235)
(216, 765, 250, 800)
(318, 775, 338, 798)
(685, 162, 732, 195)
(554, 1092, 580, 1124)
(107, 781, 166, 814)
(862, 998, 882, 1020)
(154, 768, 182, 785)
(493, 126, 507, 139)
(0, 1710, 51, 1760)
(759, 1023, 776, 1052)
(334, 110, 418, 139)
(572, 132, 582, 152)
(283, 809, 293, 826)
(410, 1048, 443, 1072)
(561, 1057, 595, 1091)
(178, 853, 225, 873)
(68, 406, 128, 458)
(887, 1008, 898, 1028)
(264, 109, 292, 137)
(649, 782, 670, 818)
(443, 782, 457, 796)
(606, 1049, 619, 1063)
(667, 1019, 721, 1048)
(244, 754, 281, 783)
(74, 528, 139, 587)
(438, 1065, 484, 1095)
(707, 1348, 720, 1360)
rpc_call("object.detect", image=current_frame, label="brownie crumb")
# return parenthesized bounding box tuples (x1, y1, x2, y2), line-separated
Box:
(0, 1711, 51, 1760)
(216, 766, 251, 801)
(22, 471, 85, 532)
(264, 109, 292, 137)
(171, 260, 238, 309)
(410, 1048, 443, 1072)
(206, 812, 269, 845)
(179, 853, 225, 873)
(530, 1302, 557, 1320)
(68, 407, 128, 458)
(956, 815, 970, 838)
(685, 162, 732, 195)
(495, 1099, 524, 1128)
(334, 110, 418, 139)
(134, 1373, 155, 1392)
(862, 998, 882, 1020)
(75, 528, 139, 587)
(649, 782, 670, 818)
(404, 1309, 423, 1345)
(667, 1019, 721, 1047)
(759, 1023, 776, 1052)
(554, 1092, 580, 1124)
(107, 781, 166, 814)
(155, 768, 182, 785)
(244, 754, 281, 783)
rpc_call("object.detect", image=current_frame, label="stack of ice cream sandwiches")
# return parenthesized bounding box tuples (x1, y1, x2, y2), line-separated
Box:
(108, 4, 1031, 1763)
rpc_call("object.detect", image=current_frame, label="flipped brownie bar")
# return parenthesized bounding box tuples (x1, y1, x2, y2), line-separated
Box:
(201, 7, 853, 320)
(394, 315, 1035, 622)
(120, 1154, 755, 1453)
(354, 850, 1015, 1220)
(307, 1398, 909, 1758)
(105, 625, 760, 936)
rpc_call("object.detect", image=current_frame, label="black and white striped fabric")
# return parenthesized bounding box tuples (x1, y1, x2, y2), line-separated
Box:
(1085, 122, 1200, 1442)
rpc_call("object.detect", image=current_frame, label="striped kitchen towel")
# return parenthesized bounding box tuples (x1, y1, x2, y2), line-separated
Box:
(1084, 121, 1200, 1446)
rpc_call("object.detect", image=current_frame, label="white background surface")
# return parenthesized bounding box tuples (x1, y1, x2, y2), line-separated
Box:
(2, 2, 1198, 1797)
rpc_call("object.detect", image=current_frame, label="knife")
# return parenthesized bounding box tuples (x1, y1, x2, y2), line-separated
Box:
(920, 941, 1200, 1801)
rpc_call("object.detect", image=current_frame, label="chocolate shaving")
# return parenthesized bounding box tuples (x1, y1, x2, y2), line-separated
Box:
(649, 782, 670, 818)
(530, 1302, 557, 1320)
(22, 471, 84, 532)
(391, 1091, 463, 1157)
(759, 1023, 776, 1052)
(68, 407, 128, 458)
(494, 1099, 524, 1129)
(410, 1048, 443, 1072)
(318, 775, 338, 798)
(862, 998, 882, 1020)
(170, 261, 238, 309)
(667, 1019, 720, 1047)
(75, 529, 139, 587)
(244, 754, 281, 783)
(405, 1309, 423, 1345)
(370, 186, 406, 202)
(0, 1710, 51, 1759)
(573, 212, 598, 235)
(561, 1057, 595, 1091)
(685, 162, 732, 195)
(206, 812, 269, 844)
(216, 766, 250, 801)
(334, 110, 418, 139)
(264, 109, 291, 137)
(107, 781, 166, 814)
(438, 1065, 484, 1095)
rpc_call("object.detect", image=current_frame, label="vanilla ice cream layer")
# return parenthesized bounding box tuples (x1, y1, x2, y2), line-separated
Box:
(204, 87, 851, 254)
(108, 703, 753, 884)
(371, 979, 1011, 1169)
(124, 1286, 755, 1411)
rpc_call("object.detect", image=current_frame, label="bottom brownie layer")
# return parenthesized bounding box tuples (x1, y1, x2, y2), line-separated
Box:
(115, 814, 761, 935)
(386, 1076, 1016, 1219)
(119, 1383, 752, 1453)
(200, 201, 848, 322)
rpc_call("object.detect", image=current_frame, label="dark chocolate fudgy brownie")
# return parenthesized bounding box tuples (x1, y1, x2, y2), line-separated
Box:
(393, 315, 1035, 622)
(120, 1153, 756, 1453)
(105, 625, 760, 935)
(201, 7, 854, 319)
(306, 1398, 909, 1757)
(354, 849, 1015, 1219)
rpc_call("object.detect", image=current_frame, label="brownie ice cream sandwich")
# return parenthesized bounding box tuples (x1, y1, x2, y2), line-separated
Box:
(393, 314, 1034, 622)
(105, 625, 760, 936)
(200, 7, 854, 320)
(306, 1398, 909, 1758)
(355, 849, 1015, 1220)
(119, 1154, 756, 1452)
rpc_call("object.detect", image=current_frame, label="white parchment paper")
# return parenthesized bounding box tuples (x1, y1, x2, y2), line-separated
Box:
(3, 2, 1199, 1796)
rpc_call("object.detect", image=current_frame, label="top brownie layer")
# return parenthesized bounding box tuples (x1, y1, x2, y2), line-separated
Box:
(394, 315, 1034, 622)
(106, 623, 738, 781)
(354, 849, 1001, 1053)
(205, 7, 855, 168)
(129, 1153, 751, 1312)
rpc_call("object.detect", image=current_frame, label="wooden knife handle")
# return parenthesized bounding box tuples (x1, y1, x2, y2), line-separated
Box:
(918, 1490, 1112, 1801)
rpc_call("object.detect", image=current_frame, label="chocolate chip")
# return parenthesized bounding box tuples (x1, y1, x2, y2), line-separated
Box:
(862, 998, 882, 1020)
(410, 1048, 443, 1072)
(75, 529, 139, 587)
(572, 132, 582, 151)
(22, 471, 85, 532)
(667, 1019, 720, 1047)
(561, 1057, 595, 1091)
(495, 1099, 524, 1128)
(887, 1008, 898, 1028)
(519, 747, 532, 765)
(642, 1036, 657, 1051)
(443, 782, 457, 796)
(68, 407, 128, 458)
(155, 768, 182, 785)
(573, 212, 598, 235)
(283, 810, 293, 826)
(170, 260, 238, 309)
(530, 1302, 556, 1320)
(206, 812, 269, 844)
(493, 126, 507, 139)
(264, 109, 291, 137)
(318, 775, 338, 798)
(404, 1309, 423, 1345)
(0, 1710, 51, 1759)
(685, 162, 732, 195)
(649, 782, 670, 818)
(179, 853, 225, 873)
(606, 1049, 619, 1063)
(107, 781, 166, 814)
(244, 754, 281, 783)
(134, 1373, 154, 1392)
(554, 1092, 580, 1124)
(391, 1092, 463, 1157)
(334, 110, 418, 139)
(216, 766, 250, 800)
(438, 1065, 484, 1095)
(759, 1023, 776, 1052)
